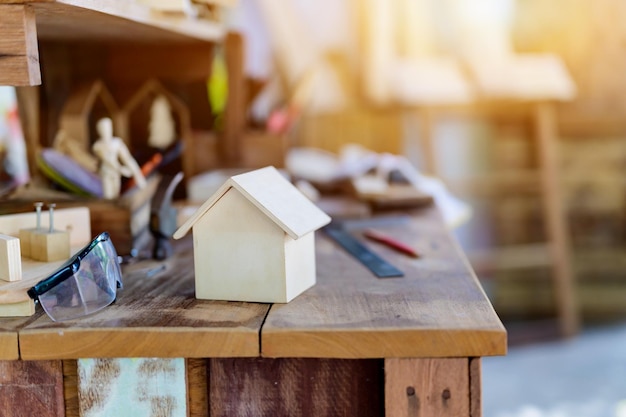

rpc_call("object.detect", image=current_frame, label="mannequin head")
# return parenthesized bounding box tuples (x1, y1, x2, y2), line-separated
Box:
(96, 117, 113, 141)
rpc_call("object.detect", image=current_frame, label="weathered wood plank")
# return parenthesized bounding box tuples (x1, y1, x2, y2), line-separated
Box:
(77, 358, 187, 417)
(187, 358, 209, 417)
(262, 207, 507, 358)
(0, 360, 64, 417)
(18, 239, 269, 359)
(470, 357, 482, 417)
(385, 358, 469, 417)
(63, 360, 79, 417)
(0, 5, 41, 86)
(209, 358, 384, 417)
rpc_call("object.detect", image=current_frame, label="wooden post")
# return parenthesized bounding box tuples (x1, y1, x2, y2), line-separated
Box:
(534, 101, 579, 337)
(222, 32, 247, 165)
(385, 358, 470, 417)
(0, 5, 41, 86)
(469, 358, 482, 417)
(417, 108, 438, 175)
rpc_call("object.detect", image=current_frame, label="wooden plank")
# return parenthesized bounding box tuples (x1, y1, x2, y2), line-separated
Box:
(18, 239, 269, 359)
(221, 31, 246, 164)
(77, 358, 187, 417)
(262, 207, 507, 358)
(0, 4, 41, 86)
(15, 85, 41, 180)
(470, 358, 481, 417)
(187, 358, 208, 417)
(12, 1, 225, 43)
(0, 360, 64, 417)
(384, 358, 469, 417)
(63, 360, 79, 417)
(209, 358, 383, 417)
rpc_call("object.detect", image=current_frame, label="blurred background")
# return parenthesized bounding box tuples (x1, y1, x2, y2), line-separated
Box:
(2, 0, 626, 415)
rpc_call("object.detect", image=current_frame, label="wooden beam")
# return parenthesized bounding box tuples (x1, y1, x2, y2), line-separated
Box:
(385, 358, 470, 417)
(0, 5, 41, 86)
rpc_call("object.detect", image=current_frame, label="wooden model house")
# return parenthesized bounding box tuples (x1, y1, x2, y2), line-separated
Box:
(117, 78, 194, 179)
(173, 166, 331, 303)
(58, 80, 120, 151)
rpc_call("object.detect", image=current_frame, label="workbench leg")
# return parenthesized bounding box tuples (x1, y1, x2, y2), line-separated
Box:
(534, 101, 579, 337)
(384, 358, 469, 417)
(469, 357, 482, 417)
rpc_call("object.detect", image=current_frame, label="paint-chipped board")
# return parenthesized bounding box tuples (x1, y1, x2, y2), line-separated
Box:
(209, 358, 384, 417)
(262, 206, 507, 358)
(0, 360, 65, 417)
(385, 358, 469, 417)
(18, 240, 269, 359)
(76, 358, 187, 417)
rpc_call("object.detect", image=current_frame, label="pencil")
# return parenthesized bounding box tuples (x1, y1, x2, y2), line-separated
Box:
(363, 229, 420, 258)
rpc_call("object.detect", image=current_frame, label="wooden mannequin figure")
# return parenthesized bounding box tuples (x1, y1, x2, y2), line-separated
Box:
(92, 117, 146, 199)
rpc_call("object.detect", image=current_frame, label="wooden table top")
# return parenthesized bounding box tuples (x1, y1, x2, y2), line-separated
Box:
(8, 205, 506, 360)
(262, 207, 507, 358)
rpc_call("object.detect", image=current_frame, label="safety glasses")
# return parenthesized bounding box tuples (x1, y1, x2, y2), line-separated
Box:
(27, 232, 123, 322)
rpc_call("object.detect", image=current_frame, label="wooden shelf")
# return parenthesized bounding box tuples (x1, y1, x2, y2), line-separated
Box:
(27, 1, 226, 43)
(2, 0, 226, 43)
(0, 0, 227, 86)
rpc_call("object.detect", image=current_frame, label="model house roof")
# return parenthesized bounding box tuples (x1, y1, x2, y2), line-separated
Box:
(174, 166, 331, 240)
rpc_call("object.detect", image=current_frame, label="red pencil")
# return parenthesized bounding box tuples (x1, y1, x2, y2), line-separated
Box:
(363, 229, 420, 258)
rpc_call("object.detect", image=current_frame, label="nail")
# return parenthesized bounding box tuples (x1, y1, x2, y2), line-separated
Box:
(406, 386, 415, 396)
(34, 202, 43, 230)
(48, 203, 56, 233)
(442, 388, 451, 400)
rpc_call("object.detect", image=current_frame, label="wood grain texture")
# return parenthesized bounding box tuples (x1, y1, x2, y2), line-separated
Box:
(187, 358, 208, 417)
(385, 358, 469, 417)
(63, 360, 79, 417)
(262, 207, 507, 358)
(0, 312, 44, 359)
(1, 1, 225, 44)
(470, 357, 481, 417)
(0, 360, 64, 417)
(18, 238, 269, 359)
(0, 4, 41, 86)
(221, 31, 246, 164)
(209, 358, 384, 417)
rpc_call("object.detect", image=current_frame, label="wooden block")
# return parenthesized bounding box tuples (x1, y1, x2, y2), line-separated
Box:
(0, 360, 65, 417)
(31, 230, 70, 262)
(0, 207, 91, 246)
(19, 228, 36, 258)
(0, 234, 22, 282)
(385, 358, 469, 417)
(0, 290, 34, 317)
(77, 358, 187, 417)
(0, 5, 41, 86)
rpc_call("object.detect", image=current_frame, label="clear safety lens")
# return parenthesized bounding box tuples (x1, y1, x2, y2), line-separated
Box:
(37, 236, 122, 322)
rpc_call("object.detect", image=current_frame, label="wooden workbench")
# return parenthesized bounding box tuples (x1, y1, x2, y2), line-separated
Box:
(0, 205, 506, 416)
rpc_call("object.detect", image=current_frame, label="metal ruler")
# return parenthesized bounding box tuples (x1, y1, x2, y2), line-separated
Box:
(324, 226, 404, 278)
